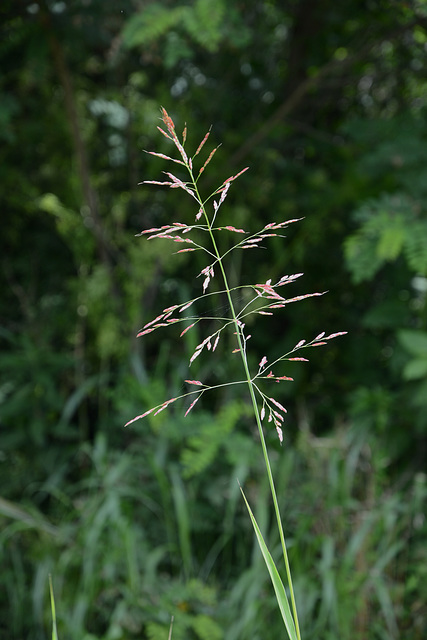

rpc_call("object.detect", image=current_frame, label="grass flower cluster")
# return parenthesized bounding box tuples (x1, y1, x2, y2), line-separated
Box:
(127, 108, 346, 639)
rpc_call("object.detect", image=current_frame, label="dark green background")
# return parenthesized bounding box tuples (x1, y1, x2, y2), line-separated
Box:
(1, 1, 426, 638)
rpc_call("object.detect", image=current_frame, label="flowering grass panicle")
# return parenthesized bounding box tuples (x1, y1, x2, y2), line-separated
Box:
(127, 108, 347, 640)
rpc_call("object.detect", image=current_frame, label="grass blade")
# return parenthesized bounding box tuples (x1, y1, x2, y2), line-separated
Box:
(49, 574, 58, 640)
(240, 488, 298, 640)
(168, 615, 174, 640)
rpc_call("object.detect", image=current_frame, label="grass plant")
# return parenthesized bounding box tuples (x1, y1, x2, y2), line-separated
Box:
(49, 575, 58, 640)
(126, 108, 347, 639)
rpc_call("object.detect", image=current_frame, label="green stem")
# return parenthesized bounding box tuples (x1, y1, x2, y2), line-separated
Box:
(189, 168, 301, 640)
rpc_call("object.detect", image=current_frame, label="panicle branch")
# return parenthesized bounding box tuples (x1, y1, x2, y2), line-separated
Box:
(127, 108, 347, 440)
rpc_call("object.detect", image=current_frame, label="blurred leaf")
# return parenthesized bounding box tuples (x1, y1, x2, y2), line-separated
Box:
(377, 222, 405, 261)
(121, 5, 187, 48)
(403, 358, 427, 381)
(398, 329, 427, 357)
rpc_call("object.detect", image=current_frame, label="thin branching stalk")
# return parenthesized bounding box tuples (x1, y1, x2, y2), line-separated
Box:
(126, 108, 347, 639)
(191, 173, 302, 638)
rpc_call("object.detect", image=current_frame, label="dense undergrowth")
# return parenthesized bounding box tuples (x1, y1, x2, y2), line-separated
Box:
(1, 411, 426, 639)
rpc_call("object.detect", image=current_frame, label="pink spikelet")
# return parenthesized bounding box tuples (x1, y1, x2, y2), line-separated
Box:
(223, 167, 249, 184)
(153, 397, 178, 415)
(198, 146, 220, 176)
(212, 334, 220, 351)
(259, 356, 268, 369)
(185, 394, 202, 416)
(324, 331, 348, 340)
(161, 106, 175, 133)
(269, 396, 288, 414)
(180, 322, 197, 337)
(194, 127, 211, 157)
(147, 151, 184, 165)
(124, 407, 155, 426)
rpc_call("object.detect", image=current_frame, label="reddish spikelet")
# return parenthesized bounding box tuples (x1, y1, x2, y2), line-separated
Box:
(263, 218, 303, 230)
(147, 233, 176, 240)
(172, 136, 188, 164)
(179, 301, 194, 313)
(141, 180, 174, 186)
(172, 236, 195, 244)
(137, 327, 157, 337)
(190, 348, 202, 364)
(164, 172, 196, 198)
(154, 397, 178, 416)
(180, 322, 197, 337)
(185, 380, 203, 386)
(185, 394, 201, 416)
(243, 238, 263, 245)
(223, 166, 249, 184)
(161, 107, 175, 133)
(182, 124, 187, 144)
(124, 407, 156, 426)
(217, 182, 230, 207)
(324, 331, 348, 340)
(159, 107, 188, 163)
(194, 127, 212, 157)
(198, 145, 220, 175)
(288, 357, 309, 361)
(157, 126, 173, 140)
(212, 333, 220, 351)
(283, 292, 325, 304)
(147, 151, 184, 165)
(138, 225, 169, 235)
(222, 226, 246, 233)
(255, 283, 284, 299)
(200, 264, 214, 293)
(190, 335, 213, 364)
(272, 409, 284, 422)
(142, 312, 166, 329)
(269, 397, 288, 413)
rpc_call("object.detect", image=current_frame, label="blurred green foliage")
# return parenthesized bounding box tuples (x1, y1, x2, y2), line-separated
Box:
(1, 0, 427, 638)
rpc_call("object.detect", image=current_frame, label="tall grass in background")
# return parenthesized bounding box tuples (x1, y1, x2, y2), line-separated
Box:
(1, 420, 425, 638)
(126, 108, 347, 639)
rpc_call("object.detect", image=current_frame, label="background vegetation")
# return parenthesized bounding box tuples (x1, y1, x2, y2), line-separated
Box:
(1, 1, 426, 638)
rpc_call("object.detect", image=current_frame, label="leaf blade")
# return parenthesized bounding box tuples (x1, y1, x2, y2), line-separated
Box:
(240, 488, 298, 640)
